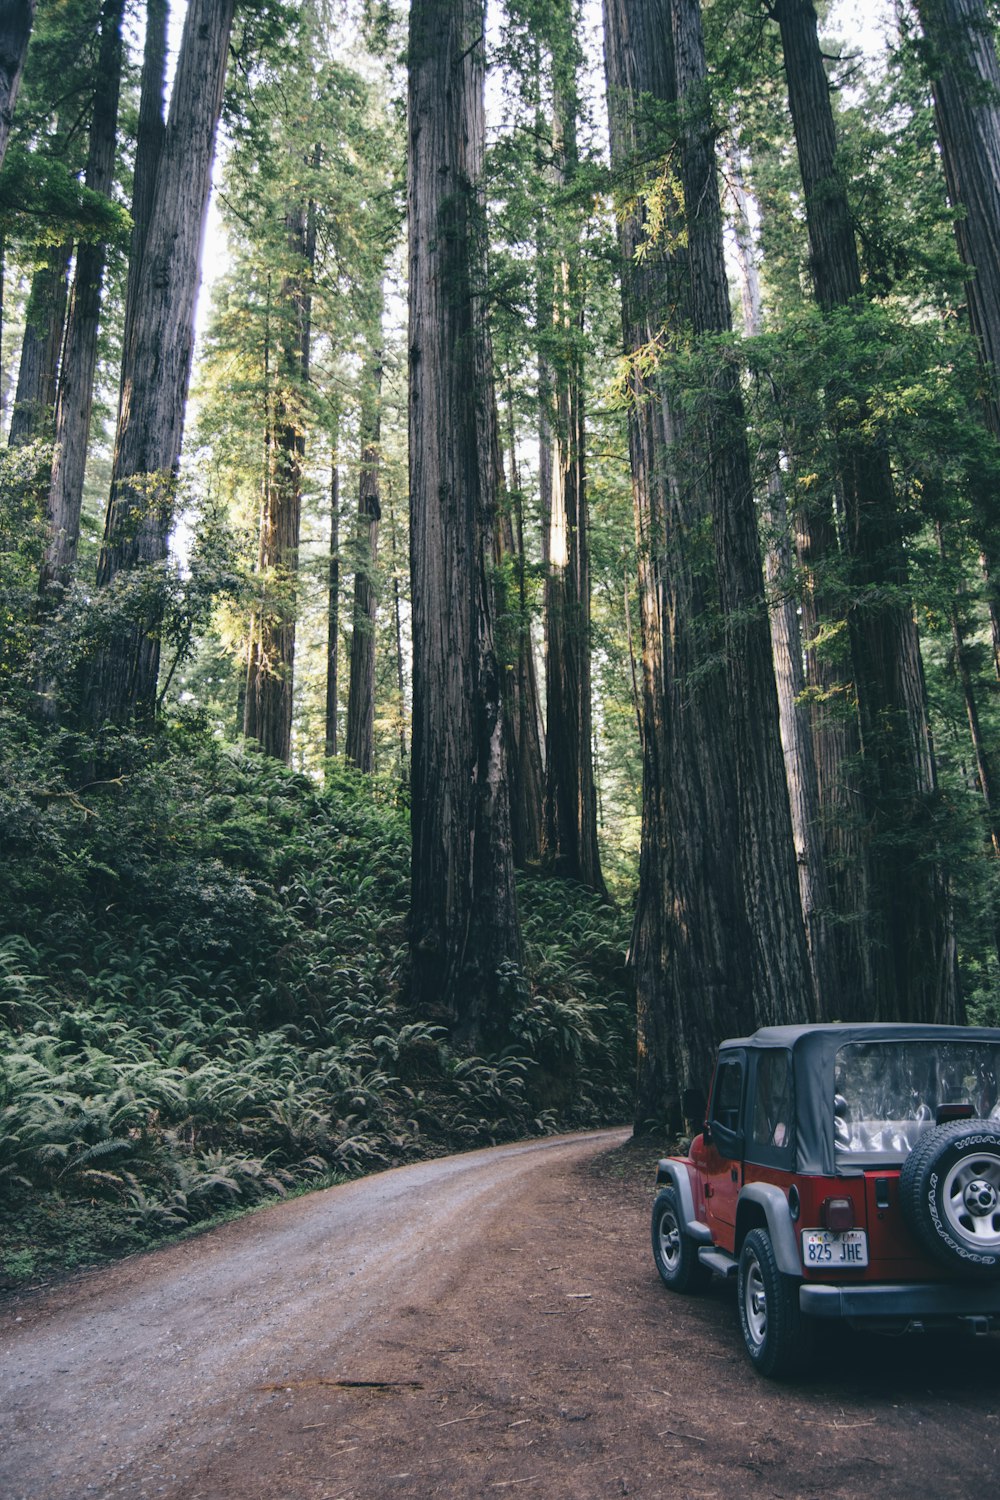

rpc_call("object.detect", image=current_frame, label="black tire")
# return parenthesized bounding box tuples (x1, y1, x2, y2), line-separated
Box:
(737, 1228, 813, 1378)
(651, 1187, 711, 1292)
(899, 1119, 1000, 1278)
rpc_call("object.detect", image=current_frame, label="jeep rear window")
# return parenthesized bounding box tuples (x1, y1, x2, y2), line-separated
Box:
(834, 1041, 1000, 1160)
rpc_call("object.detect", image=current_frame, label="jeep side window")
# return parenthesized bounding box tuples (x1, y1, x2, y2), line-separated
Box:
(751, 1049, 794, 1161)
(709, 1057, 745, 1157)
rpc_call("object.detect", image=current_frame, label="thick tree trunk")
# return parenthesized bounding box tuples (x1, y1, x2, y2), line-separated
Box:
(39, 0, 125, 610)
(90, 0, 235, 729)
(244, 203, 311, 763)
(914, 0, 1000, 675)
(408, 0, 522, 1046)
(345, 348, 383, 774)
(725, 130, 838, 1017)
(671, 0, 814, 1026)
(117, 0, 168, 429)
(7, 242, 71, 447)
(774, 0, 959, 1022)
(0, 0, 34, 173)
(604, 0, 754, 1128)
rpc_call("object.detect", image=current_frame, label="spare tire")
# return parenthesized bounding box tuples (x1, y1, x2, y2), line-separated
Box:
(900, 1120, 1000, 1278)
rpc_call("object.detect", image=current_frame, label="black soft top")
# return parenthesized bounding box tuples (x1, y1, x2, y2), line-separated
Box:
(717, 1022, 1000, 1174)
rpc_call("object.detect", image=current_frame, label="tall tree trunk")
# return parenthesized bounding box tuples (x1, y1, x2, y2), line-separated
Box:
(7, 242, 71, 447)
(774, 0, 959, 1022)
(117, 0, 168, 433)
(936, 522, 1000, 860)
(244, 202, 311, 763)
(724, 129, 839, 1017)
(603, 0, 753, 1128)
(540, 1, 606, 896)
(39, 0, 125, 611)
(345, 344, 383, 773)
(913, 0, 1000, 676)
(325, 423, 341, 762)
(0, 0, 34, 173)
(0, 232, 5, 430)
(408, 0, 523, 1047)
(500, 379, 544, 867)
(387, 486, 408, 782)
(671, 0, 814, 1025)
(90, 0, 235, 729)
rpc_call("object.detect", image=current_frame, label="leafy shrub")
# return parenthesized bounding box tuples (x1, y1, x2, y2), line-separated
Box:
(0, 722, 633, 1287)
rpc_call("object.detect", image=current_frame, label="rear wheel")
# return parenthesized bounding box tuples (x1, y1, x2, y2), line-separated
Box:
(737, 1228, 812, 1378)
(651, 1187, 710, 1292)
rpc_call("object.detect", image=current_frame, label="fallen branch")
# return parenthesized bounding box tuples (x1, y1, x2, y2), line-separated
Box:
(256, 1377, 424, 1393)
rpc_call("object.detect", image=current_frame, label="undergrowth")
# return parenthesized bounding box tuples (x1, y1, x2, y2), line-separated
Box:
(0, 714, 633, 1288)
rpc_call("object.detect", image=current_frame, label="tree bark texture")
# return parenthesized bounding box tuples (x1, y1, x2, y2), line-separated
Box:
(408, 0, 523, 1046)
(244, 203, 311, 763)
(90, 0, 235, 728)
(387, 488, 409, 782)
(501, 381, 544, 867)
(539, 0, 606, 896)
(914, 0, 1000, 675)
(7, 241, 71, 447)
(725, 131, 839, 1015)
(40, 0, 125, 608)
(0, 0, 34, 173)
(345, 350, 383, 774)
(604, 0, 754, 1128)
(116, 0, 168, 431)
(670, 0, 815, 1027)
(774, 0, 959, 1022)
(325, 432, 341, 762)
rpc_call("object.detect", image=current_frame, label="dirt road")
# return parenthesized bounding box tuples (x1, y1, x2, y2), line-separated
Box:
(2, 1130, 999, 1500)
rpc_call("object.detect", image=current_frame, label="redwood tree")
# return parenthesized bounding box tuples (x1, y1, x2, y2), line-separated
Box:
(772, 0, 958, 1022)
(344, 340, 383, 775)
(243, 200, 312, 763)
(603, 0, 752, 1125)
(90, 0, 235, 728)
(538, 0, 606, 896)
(0, 0, 34, 172)
(670, 0, 814, 1027)
(912, 0, 1000, 675)
(39, 0, 125, 611)
(407, 0, 523, 1045)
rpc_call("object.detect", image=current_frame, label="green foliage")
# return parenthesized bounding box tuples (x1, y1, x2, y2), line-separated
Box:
(0, 145, 131, 245)
(0, 718, 630, 1288)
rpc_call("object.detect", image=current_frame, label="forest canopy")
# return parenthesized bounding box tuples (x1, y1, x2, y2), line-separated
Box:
(2, 0, 1000, 1280)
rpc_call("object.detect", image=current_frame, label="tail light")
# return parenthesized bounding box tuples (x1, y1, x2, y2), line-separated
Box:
(823, 1196, 855, 1232)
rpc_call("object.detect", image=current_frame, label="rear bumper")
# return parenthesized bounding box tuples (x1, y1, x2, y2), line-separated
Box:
(800, 1280, 1000, 1324)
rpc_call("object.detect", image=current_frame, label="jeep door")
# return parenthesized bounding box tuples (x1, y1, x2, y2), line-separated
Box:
(703, 1050, 746, 1248)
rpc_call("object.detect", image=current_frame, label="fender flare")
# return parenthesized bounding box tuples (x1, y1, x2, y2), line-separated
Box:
(737, 1182, 801, 1276)
(655, 1159, 712, 1244)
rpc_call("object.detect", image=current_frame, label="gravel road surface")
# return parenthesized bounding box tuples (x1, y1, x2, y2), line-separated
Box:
(2, 1129, 999, 1500)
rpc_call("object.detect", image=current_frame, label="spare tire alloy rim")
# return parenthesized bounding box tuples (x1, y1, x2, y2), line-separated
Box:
(943, 1151, 1000, 1250)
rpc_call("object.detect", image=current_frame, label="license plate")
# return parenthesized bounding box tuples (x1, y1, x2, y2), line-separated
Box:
(801, 1229, 869, 1268)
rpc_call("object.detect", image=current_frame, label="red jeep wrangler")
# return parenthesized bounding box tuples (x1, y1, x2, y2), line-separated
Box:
(652, 1023, 1000, 1376)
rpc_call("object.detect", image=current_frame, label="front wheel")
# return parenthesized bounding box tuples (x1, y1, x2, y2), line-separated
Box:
(651, 1187, 710, 1292)
(737, 1228, 812, 1378)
